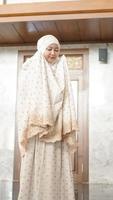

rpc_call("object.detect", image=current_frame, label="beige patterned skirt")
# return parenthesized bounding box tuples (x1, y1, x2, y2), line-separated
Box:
(18, 136, 75, 200)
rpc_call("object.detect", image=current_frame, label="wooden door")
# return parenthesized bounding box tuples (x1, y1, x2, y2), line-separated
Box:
(61, 49, 89, 183)
(13, 48, 89, 189)
(78, 49, 89, 183)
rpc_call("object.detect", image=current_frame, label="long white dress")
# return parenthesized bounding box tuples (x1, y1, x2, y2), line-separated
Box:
(18, 136, 75, 200)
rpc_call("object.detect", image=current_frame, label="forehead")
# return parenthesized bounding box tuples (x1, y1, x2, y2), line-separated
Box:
(46, 43, 59, 49)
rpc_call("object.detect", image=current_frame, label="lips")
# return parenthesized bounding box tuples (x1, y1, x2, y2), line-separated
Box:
(50, 57, 56, 59)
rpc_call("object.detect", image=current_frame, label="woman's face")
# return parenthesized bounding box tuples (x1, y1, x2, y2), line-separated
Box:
(43, 43, 60, 64)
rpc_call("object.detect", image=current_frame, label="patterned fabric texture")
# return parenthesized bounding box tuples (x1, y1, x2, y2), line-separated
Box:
(18, 136, 75, 200)
(17, 35, 77, 200)
(17, 52, 78, 157)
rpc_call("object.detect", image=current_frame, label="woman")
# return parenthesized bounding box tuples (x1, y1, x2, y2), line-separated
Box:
(17, 35, 78, 200)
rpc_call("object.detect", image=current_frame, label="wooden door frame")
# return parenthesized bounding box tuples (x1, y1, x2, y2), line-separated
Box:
(13, 47, 89, 185)
(61, 48, 89, 183)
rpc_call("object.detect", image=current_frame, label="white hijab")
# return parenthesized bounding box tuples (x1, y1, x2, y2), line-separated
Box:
(17, 35, 78, 156)
(37, 34, 60, 54)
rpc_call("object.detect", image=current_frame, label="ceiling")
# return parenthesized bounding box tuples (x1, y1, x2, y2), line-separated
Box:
(0, 17, 113, 46)
(0, 1, 113, 46)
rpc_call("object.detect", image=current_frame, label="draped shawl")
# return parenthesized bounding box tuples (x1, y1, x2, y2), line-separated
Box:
(17, 52, 78, 156)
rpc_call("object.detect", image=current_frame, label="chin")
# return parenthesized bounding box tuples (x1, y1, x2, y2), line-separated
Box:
(49, 59, 56, 64)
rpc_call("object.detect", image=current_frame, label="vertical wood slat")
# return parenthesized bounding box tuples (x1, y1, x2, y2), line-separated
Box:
(33, 21, 61, 41)
(0, 23, 24, 44)
(100, 18, 113, 41)
(55, 20, 80, 42)
(78, 19, 100, 42)
(0, 18, 113, 45)
(13, 22, 40, 43)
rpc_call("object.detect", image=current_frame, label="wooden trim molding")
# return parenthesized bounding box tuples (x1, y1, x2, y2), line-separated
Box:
(1, 12, 113, 23)
(0, 0, 113, 22)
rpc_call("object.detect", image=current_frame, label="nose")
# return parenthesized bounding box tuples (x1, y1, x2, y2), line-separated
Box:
(51, 49, 55, 55)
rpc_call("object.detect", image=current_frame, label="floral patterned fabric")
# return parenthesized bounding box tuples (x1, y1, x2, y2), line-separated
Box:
(17, 35, 77, 200)
(17, 52, 78, 157)
(18, 136, 75, 200)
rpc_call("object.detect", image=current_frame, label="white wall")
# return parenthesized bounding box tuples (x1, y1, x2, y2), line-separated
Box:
(89, 44, 113, 183)
(0, 47, 18, 180)
(0, 43, 113, 183)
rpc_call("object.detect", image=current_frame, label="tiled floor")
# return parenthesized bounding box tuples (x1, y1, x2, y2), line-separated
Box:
(0, 181, 113, 200)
